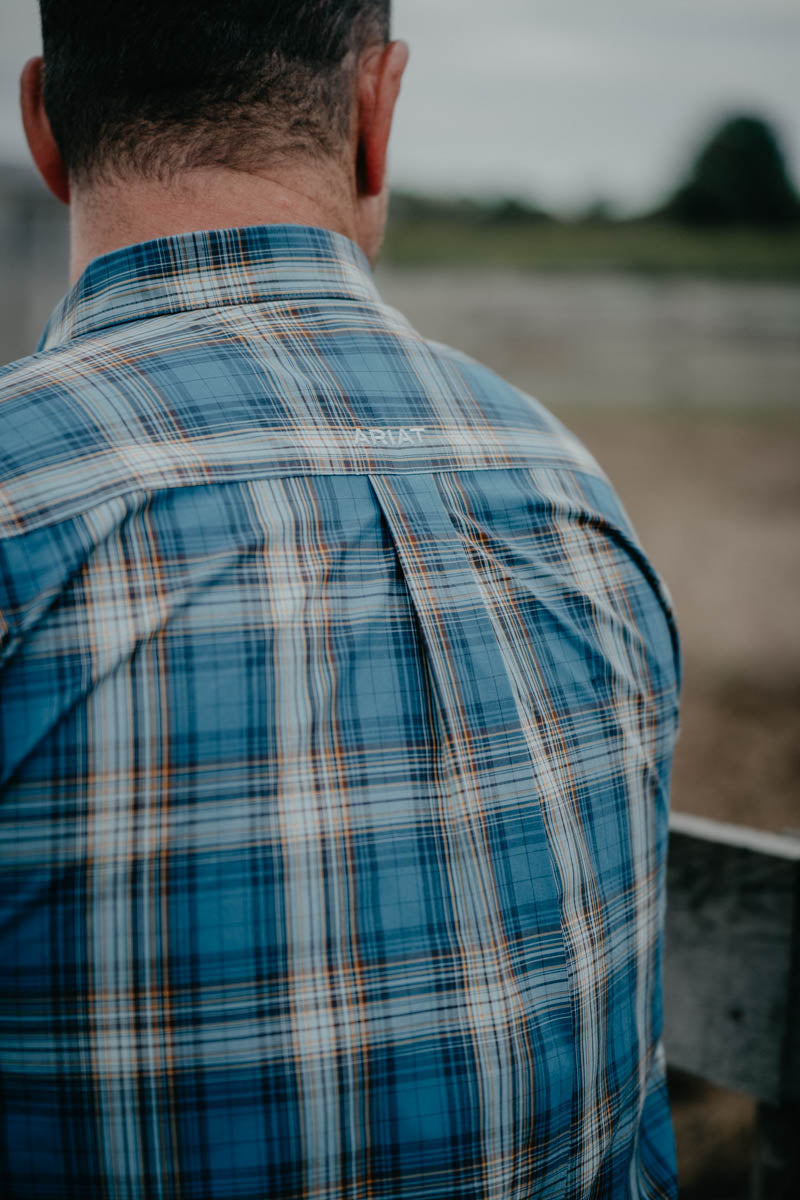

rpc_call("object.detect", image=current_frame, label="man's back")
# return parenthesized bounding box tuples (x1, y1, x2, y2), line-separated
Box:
(0, 224, 680, 1199)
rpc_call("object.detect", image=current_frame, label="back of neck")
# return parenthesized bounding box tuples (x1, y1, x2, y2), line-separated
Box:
(68, 162, 359, 284)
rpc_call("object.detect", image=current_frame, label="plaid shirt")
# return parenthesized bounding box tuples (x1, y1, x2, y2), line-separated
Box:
(0, 224, 681, 1199)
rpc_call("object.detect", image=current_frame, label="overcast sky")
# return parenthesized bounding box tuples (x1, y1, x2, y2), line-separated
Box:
(1, 0, 798, 215)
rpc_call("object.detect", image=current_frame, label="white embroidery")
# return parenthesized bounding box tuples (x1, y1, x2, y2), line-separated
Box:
(352, 426, 426, 448)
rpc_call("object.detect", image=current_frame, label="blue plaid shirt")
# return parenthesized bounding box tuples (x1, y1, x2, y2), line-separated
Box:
(0, 224, 681, 1199)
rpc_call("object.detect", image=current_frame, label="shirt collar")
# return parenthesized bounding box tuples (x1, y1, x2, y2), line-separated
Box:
(38, 223, 382, 351)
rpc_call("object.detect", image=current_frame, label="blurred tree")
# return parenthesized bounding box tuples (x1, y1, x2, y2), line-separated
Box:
(389, 191, 486, 226)
(663, 114, 800, 228)
(574, 197, 618, 224)
(484, 196, 552, 226)
(388, 190, 553, 229)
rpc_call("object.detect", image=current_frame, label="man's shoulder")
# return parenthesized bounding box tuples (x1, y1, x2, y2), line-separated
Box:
(0, 332, 117, 452)
(0, 341, 74, 400)
(0, 330, 165, 539)
(0, 307, 609, 540)
(0, 294, 579, 459)
(0, 340, 87, 466)
(0, 332, 128, 426)
(413, 331, 603, 469)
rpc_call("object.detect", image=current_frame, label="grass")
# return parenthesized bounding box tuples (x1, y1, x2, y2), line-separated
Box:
(381, 218, 800, 280)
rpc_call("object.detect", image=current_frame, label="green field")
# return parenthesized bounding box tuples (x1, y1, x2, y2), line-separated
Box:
(381, 218, 800, 280)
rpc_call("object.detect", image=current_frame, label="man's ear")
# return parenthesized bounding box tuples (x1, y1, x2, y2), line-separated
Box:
(20, 56, 70, 205)
(355, 40, 409, 198)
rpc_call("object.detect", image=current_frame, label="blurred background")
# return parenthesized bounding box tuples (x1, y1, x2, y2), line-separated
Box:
(1, 1, 799, 1196)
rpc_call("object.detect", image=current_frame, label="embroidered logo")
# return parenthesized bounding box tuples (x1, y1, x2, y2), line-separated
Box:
(352, 426, 427, 448)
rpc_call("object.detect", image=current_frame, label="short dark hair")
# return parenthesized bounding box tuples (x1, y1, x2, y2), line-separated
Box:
(39, 1, 391, 185)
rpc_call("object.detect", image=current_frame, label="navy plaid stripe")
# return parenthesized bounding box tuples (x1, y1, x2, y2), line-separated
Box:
(0, 224, 680, 1198)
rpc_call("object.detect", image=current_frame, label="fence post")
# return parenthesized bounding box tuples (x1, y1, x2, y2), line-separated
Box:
(750, 1101, 800, 1200)
(663, 813, 800, 1196)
